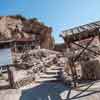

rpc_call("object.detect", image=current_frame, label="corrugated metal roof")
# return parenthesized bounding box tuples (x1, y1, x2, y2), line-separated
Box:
(61, 21, 100, 42)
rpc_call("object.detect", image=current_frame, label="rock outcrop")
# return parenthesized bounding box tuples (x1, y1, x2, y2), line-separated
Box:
(0, 15, 54, 49)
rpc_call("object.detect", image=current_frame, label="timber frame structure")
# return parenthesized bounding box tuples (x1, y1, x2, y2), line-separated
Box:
(60, 21, 100, 87)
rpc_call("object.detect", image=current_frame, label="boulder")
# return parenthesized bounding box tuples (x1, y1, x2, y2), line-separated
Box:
(81, 59, 100, 80)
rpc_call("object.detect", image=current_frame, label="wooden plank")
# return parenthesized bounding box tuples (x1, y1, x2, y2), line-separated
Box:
(73, 37, 94, 62)
(72, 42, 100, 56)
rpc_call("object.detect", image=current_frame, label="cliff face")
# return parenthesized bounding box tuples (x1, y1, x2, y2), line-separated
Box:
(0, 16, 23, 39)
(54, 43, 66, 52)
(0, 15, 54, 49)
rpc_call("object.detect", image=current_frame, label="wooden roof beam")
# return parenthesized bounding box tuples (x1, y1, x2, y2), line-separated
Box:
(92, 23, 100, 27)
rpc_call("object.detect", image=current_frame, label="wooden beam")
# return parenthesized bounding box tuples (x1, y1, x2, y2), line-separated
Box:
(68, 58, 77, 87)
(7, 66, 15, 88)
(93, 23, 100, 27)
(73, 37, 94, 62)
(72, 42, 100, 56)
(80, 26, 88, 31)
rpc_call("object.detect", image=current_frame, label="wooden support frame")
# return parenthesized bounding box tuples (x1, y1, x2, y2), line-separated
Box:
(7, 66, 15, 88)
(66, 36, 99, 87)
(61, 21, 100, 87)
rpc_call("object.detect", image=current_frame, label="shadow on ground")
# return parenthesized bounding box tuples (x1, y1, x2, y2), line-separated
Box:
(20, 80, 100, 100)
(20, 82, 69, 100)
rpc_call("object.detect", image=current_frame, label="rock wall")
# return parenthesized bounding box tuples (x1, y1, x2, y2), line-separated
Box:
(54, 43, 66, 52)
(0, 15, 54, 49)
(81, 59, 100, 80)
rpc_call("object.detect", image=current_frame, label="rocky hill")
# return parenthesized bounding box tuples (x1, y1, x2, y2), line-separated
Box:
(0, 15, 54, 49)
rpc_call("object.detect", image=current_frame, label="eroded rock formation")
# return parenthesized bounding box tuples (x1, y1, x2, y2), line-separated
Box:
(0, 15, 54, 49)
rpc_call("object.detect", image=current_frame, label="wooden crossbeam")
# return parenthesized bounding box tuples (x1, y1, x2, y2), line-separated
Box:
(73, 37, 94, 62)
(80, 26, 89, 31)
(72, 42, 100, 56)
(93, 23, 100, 27)
(68, 37, 95, 87)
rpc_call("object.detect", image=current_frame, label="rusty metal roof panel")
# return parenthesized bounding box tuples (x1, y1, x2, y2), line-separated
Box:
(61, 21, 100, 42)
(72, 28, 79, 34)
(95, 21, 100, 25)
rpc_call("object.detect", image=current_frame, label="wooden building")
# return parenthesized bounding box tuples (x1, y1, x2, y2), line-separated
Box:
(60, 21, 100, 51)
(60, 21, 100, 86)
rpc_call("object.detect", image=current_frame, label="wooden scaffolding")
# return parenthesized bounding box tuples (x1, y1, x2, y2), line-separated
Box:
(60, 21, 100, 87)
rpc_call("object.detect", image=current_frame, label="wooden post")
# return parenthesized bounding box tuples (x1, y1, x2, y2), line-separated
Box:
(66, 43, 77, 87)
(7, 66, 15, 88)
(68, 57, 77, 87)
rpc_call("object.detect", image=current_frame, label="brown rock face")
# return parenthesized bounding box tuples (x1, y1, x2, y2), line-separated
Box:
(0, 15, 54, 49)
(81, 59, 100, 80)
(40, 28, 54, 49)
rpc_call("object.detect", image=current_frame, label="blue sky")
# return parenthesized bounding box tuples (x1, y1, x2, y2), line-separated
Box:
(0, 0, 100, 43)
